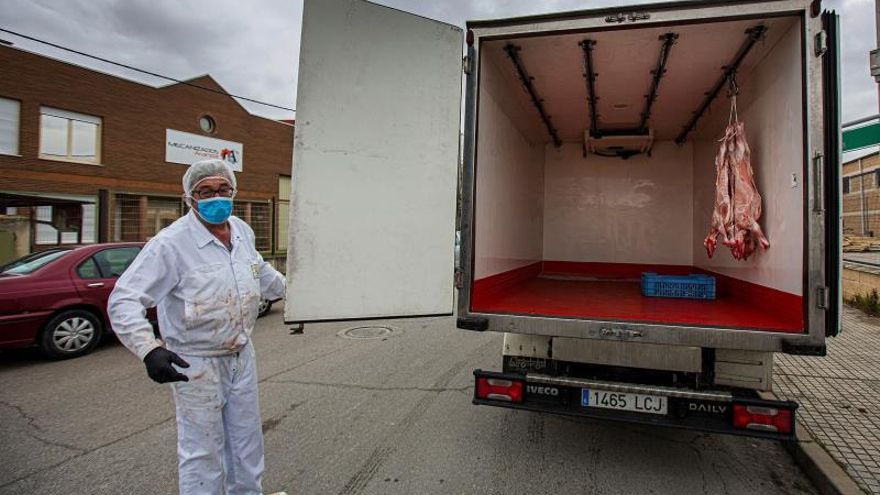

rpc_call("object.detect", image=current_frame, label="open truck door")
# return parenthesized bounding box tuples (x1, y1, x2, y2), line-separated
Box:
(822, 9, 841, 338)
(285, 0, 462, 323)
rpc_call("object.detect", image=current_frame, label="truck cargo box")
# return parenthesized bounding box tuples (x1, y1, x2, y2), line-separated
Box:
(456, 1, 841, 354)
(285, 0, 840, 355)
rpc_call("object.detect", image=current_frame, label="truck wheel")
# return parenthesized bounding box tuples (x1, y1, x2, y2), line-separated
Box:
(39, 309, 103, 359)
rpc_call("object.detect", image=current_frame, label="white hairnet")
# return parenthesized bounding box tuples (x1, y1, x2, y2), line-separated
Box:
(182, 159, 237, 195)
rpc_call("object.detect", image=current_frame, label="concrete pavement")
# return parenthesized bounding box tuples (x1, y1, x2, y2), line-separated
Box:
(776, 305, 880, 494)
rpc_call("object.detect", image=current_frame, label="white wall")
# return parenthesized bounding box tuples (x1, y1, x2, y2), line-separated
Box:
(474, 54, 545, 279)
(692, 21, 804, 295)
(542, 141, 694, 265)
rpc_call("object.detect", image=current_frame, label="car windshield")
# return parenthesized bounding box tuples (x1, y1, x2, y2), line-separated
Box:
(0, 249, 72, 275)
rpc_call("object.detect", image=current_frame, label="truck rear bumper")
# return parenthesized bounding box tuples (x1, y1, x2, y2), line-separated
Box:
(473, 369, 798, 441)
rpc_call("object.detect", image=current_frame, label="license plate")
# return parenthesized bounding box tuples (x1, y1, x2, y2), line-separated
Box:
(582, 388, 668, 415)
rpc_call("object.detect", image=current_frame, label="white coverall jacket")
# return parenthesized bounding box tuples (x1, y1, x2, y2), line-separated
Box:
(109, 211, 285, 494)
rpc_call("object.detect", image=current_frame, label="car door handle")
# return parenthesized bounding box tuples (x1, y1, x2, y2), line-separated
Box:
(87, 282, 105, 288)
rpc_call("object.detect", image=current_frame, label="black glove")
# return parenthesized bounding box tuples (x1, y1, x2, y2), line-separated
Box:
(143, 347, 190, 384)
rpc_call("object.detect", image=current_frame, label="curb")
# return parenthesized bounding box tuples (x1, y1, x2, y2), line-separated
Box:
(784, 419, 866, 495)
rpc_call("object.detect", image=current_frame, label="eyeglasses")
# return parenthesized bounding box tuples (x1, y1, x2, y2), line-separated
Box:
(193, 187, 235, 199)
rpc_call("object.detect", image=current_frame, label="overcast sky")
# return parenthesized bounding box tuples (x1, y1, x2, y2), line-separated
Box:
(1, 0, 876, 125)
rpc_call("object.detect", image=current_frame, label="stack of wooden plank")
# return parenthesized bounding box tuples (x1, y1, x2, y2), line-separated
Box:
(843, 235, 880, 252)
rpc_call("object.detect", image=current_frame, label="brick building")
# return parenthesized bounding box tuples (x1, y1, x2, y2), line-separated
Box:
(0, 44, 293, 266)
(842, 151, 880, 236)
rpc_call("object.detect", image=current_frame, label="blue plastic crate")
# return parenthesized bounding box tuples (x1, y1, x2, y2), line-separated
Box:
(641, 273, 716, 300)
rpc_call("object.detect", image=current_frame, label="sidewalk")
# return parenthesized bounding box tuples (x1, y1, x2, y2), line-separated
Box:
(775, 306, 880, 494)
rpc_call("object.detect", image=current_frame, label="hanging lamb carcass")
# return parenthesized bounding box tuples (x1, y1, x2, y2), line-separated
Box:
(704, 96, 769, 261)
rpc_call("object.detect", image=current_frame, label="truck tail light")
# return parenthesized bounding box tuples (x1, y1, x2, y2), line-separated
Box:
(476, 377, 523, 403)
(733, 404, 793, 434)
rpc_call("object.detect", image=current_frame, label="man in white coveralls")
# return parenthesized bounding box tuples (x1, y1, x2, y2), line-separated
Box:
(108, 159, 287, 495)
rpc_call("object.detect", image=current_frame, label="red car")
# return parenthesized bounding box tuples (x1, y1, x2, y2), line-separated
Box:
(0, 243, 145, 359)
(0, 242, 277, 359)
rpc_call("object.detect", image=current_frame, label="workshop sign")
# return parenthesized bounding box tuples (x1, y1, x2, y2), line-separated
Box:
(165, 129, 244, 172)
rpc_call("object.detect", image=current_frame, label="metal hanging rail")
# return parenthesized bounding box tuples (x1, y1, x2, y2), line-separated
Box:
(639, 32, 678, 132)
(675, 25, 767, 144)
(503, 44, 562, 147)
(579, 39, 600, 138)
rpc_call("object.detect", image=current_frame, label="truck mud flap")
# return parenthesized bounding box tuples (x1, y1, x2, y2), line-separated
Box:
(473, 370, 798, 441)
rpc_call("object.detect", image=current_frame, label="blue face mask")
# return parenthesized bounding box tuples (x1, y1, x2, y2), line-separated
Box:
(195, 197, 233, 224)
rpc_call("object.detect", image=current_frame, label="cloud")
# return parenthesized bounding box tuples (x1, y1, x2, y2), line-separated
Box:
(825, 0, 878, 122)
(1, 0, 875, 122)
(2, 0, 302, 119)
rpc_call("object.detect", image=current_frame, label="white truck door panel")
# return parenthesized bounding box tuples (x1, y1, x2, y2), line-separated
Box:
(286, 0, 462, 322)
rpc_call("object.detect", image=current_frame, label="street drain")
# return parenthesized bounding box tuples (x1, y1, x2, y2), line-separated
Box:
(338, 325, 400, 340)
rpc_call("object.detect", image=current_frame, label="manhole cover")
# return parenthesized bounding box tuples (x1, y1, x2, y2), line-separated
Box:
(338, 326, 400, 340)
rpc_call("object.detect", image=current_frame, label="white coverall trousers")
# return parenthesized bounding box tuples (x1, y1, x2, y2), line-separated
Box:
(171, 343, 264, 495)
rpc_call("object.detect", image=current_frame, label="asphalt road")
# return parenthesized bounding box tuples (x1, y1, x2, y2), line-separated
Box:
(0, 306, 816, 495)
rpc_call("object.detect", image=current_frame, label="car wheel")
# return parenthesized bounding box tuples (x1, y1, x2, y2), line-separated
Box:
(258, 299, 272, 318)
(39, 309, 103, 359)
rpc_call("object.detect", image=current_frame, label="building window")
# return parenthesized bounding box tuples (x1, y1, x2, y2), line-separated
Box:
(39, 106, 102, 164)
(276, 176, 290, 252)
(233, 201, 272, 252)
(31, 200, 97, 246)
(112, 194, 184, 242)
(199, 115, 216, 134)
(110, 193, 272, 251)
(0, 97, 20, 155)
(843, 177, 850, 194)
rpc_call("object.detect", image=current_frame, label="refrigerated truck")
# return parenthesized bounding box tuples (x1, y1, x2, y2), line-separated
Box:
(285, 0, 841, 441)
